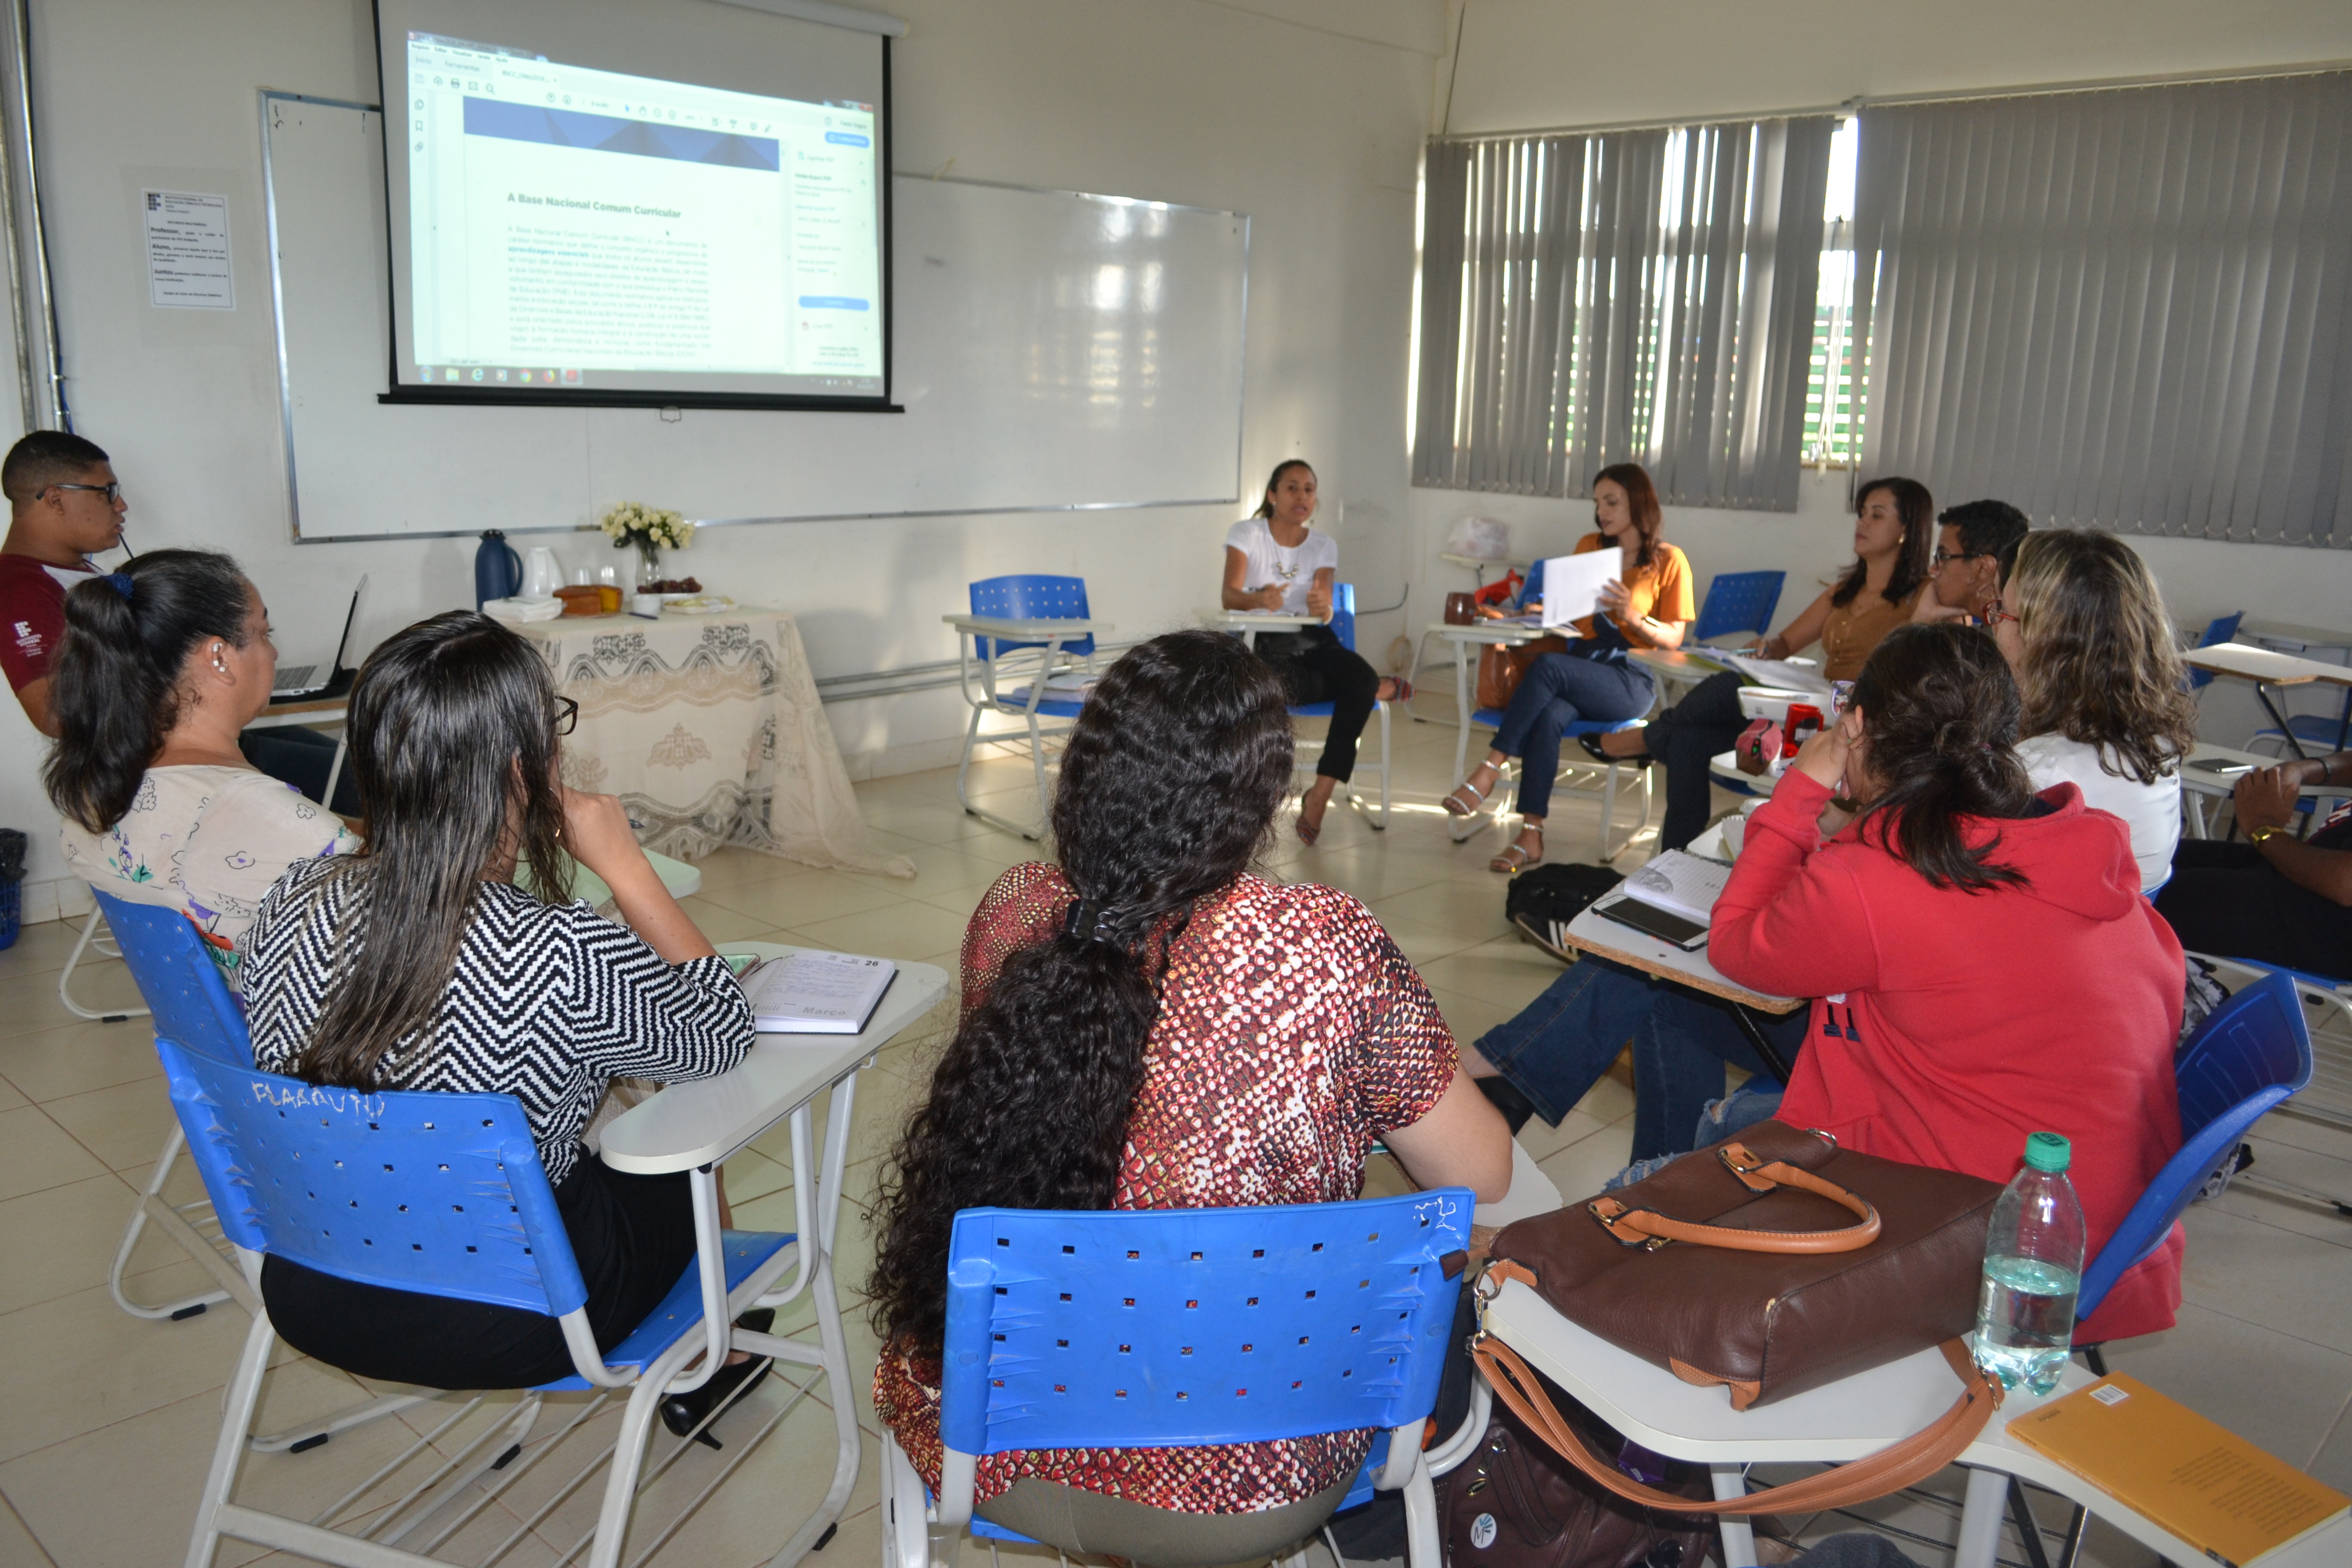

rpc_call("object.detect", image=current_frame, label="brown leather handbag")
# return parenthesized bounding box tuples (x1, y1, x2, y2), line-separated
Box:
(1476, 1120, 2008, 1516)
(1476, 635, 1567, 712)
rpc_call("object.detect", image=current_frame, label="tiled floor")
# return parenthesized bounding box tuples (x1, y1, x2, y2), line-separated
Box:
(4, 696, 2350, 1567)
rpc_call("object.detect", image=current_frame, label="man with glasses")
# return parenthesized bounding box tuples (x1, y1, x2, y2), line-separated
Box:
(0, 430, 126, 736)
(1913, 498, 2031, 628)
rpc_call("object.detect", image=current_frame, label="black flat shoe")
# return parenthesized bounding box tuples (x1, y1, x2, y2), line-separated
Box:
(1474, 1073, 1538, 1135)
(660, 1308, 775, 1447)
(1577, 731, 1652, 767)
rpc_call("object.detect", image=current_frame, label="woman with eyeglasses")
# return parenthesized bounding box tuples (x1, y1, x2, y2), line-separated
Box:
(240, 610, 767, 1427)
(43, 548, 357, 988)
(1582, 477, 1935, 852)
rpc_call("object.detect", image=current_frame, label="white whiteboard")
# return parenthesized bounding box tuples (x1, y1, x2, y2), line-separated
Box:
(261, 94, 1248, 541)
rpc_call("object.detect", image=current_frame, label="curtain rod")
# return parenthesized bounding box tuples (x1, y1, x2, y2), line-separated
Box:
(1431, 57, 2352, 144)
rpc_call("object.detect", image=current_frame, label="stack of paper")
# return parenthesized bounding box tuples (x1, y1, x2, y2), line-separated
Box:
(1620, 850, 1731, 924)
(1721, 653, 1834, 697)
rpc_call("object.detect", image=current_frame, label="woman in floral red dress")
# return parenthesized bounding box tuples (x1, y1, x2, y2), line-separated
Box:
(868, 629, 1511, 1564)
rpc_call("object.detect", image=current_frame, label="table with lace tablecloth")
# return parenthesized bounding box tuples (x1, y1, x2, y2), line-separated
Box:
(513, 607, 912, 877)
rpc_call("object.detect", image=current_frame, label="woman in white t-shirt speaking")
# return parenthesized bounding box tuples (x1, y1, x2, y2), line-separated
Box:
(1221, 460, 1408, 844)
(1989, 529, 2198, 893)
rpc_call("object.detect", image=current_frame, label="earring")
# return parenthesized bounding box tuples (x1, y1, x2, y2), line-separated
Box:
(213, 648, 230, 676)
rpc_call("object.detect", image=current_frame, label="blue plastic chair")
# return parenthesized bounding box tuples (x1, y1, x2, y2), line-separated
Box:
(948, 575, 1104, 839)
(2077, 971, 2312, 1326)
(161, 1038, 805, 1568)
(2184, 610, 2245, 694)
(91, 889, 258, 1324)
(1692, 570, 1786, 646)
(1276, 582, 1392, 830)
(881, 1189, 1476, 1568)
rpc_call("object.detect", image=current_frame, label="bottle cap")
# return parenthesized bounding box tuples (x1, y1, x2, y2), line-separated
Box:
(2024, 1132, 2071, 1173)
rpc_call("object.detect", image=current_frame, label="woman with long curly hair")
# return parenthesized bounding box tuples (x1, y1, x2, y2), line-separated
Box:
(868, 628, 1508, 1563)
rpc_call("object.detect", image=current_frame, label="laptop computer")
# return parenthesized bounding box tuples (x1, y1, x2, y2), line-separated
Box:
(271, 575, 366, 700)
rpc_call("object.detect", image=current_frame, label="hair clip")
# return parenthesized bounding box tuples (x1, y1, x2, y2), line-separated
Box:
(104, 572, 133, 601)
(1063, 898, 1120, 945)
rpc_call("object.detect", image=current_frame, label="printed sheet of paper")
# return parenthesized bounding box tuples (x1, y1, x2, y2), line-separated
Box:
(144, 190, 235, 310)
(1538, 551, 1622, 630)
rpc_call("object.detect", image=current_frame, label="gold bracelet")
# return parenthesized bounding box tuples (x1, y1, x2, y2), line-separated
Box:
(2249, 825, 2288, 845)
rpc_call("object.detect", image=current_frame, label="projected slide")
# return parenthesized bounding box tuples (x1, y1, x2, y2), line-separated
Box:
(402, 32, 882, 397)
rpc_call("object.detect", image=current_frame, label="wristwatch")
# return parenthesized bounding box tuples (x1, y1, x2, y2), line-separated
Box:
(2249, 825, 2288, 845)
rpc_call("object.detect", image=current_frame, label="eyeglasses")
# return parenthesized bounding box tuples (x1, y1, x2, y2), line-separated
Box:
(553, 696, 579, 736)
(49, 481, 120, 504)
(1931, 549, 1993, 569)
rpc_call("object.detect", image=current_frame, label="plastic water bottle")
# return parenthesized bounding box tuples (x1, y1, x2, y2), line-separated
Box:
(1973, 1132, 2087, 1395)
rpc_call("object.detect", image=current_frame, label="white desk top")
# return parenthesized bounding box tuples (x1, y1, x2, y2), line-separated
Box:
(1562, 901, 1800, 1013)
(1630, 648, 1730, 681)
(2179, 743, 2346, 797)
(1482, 1279, 2349, 1568)
(1426, 619, 1552, 645)
(597, 940, 949, 1176)
(1710, 748, 1778, 797)
(1196, 608, 1325, 630)
(942, 614, 1114, 641)
(2183, 642, 2352, 687)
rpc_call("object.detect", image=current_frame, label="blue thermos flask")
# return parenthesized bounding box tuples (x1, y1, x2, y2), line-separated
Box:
(475, 530, 522, 609)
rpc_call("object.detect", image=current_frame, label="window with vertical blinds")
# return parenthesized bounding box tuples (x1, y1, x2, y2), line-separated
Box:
(1853, 72, 2352, 548)
(1412, 116, 1835, 511)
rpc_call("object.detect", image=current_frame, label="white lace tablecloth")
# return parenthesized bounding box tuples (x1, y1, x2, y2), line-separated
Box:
(515, 608, 912, 877)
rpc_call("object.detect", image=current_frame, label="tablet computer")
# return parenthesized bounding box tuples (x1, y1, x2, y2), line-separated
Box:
(1594, 894, 1710, 951)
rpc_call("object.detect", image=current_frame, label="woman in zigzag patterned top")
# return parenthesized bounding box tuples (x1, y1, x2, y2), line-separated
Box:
(241, 609, 762, 1411)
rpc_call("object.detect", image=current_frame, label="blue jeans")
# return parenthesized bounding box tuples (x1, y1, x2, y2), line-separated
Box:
(1488, 652, 1654, 819)
(1474, 955, 1806, 1161)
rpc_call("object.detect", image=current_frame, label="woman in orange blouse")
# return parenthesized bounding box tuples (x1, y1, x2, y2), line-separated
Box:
(1443, 463, 1695, 872)
(868, 629, 1509, 1562)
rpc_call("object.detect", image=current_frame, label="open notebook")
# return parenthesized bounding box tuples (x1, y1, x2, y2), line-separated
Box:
(737, 951, 898, 1035)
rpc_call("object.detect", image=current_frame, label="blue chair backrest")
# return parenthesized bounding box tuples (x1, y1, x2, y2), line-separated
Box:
(1694, 571, 1786, 643)
(2078, 971, 2311, 1319)
(93, 888, 251, 1066)
(1517, 558, 1544, 612)
(155, 1036, 588, 1317)
(1328, 581, 1357, 652)
(2186, 611, 2245, 692)
(938, 1189, 1473, 1459)
(969, 576, 1094, 663)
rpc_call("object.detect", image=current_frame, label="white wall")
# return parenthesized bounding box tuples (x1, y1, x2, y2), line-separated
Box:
(0, 0, 1448, 913)
(1411, 0, 2352, 751)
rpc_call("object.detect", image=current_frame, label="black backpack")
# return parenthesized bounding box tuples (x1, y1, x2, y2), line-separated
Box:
(1503, 864, 1625, 962)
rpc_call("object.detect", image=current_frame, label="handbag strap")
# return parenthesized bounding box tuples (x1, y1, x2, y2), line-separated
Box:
(1471, 1334, 2002, 1516)
(1585, 1142, 1882, 1254)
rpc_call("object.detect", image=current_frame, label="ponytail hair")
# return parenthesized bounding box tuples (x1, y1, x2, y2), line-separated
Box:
(868, 629, 1296, 1353)
(42, 549, 254, 833)
(1255, 458, 1314, 519)
(1848, 622, 2040, 893)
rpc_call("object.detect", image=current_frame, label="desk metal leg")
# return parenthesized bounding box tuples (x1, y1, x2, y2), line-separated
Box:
(2254, 682, 2313, 761)
(321, 733, 348, 812)
(1710, 1466, 1757, 1568)
(1729, 1003, 1796, 1085)
(1453, 642, 1475, 785)
(758, 1072, 866, 1568)
(1954, 1464, 2011, 1568)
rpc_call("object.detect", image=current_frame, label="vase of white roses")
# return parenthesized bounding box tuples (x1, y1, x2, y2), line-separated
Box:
(598, 501, 695, 586)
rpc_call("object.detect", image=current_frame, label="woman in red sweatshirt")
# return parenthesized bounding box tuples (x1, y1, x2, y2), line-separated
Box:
(1711, 623, 2185, 1343)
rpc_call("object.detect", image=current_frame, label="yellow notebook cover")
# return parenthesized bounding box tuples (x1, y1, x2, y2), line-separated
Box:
(2006, 1374, 2349, 1566)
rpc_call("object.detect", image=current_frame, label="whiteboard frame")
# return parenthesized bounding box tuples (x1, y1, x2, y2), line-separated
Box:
(261, 91, 1251, 543)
